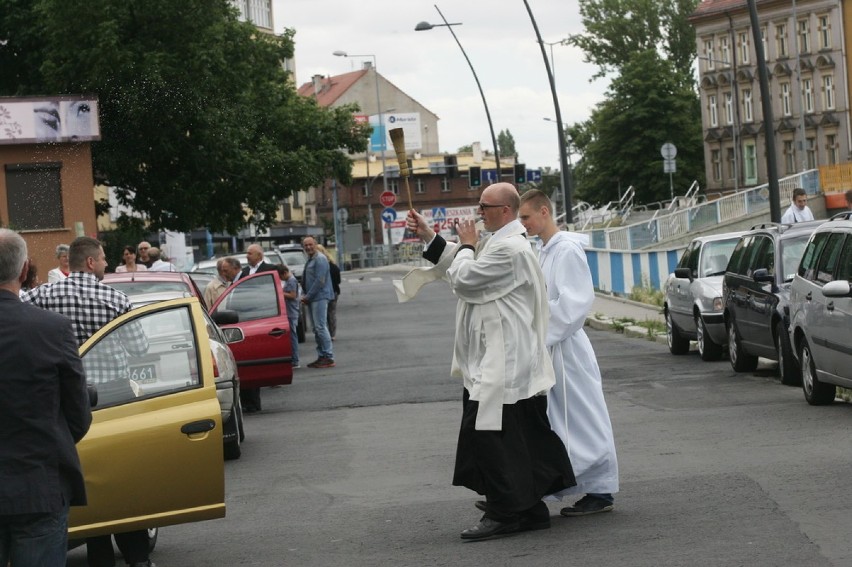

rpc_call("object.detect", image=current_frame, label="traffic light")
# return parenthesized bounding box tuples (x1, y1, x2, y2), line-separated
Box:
(469, 166, 482, 188)
(513, 163, 526, 185)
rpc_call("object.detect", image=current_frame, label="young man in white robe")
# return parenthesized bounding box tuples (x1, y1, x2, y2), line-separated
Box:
(396, 183, 575, 541)
(518, 189, 620, 516)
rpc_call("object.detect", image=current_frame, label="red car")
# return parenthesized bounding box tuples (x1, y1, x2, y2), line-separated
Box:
(209, 271, 294, 387)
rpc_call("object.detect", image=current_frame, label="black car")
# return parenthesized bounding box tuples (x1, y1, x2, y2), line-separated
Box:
(722, 220, 822, 384)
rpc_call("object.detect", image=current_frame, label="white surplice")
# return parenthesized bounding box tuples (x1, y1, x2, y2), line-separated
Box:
(394, 220, 555, 431)
(538, 231, 619, 497)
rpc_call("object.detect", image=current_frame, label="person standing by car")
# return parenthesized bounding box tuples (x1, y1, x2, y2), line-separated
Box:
(301, 236, 335, 368)
(315, 244, 341, 340)
(204, 257, 240, 309)
(136, 241, 153, 269)
(239, 244, 277, 412)
(518, 189, 619, 517)
(781, 188, 815, 224)
(47, 243, 71, 283)
(114, 245, 148, 273)
(0, 229, 92, 567)
(21, 236, 154, 567)
(276, 265, 301, 369)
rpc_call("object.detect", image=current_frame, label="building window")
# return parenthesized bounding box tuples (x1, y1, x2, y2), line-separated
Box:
(742, 89, 753, 123)
(739, 31, 750, 65)
(362, 181, 369, 197)
(761, 26, 769, 60)
(806, 137, 816, 168)
(720, 36, 730, 66)
(744, 142, 757, 184)
(727, 148, 736, 180)
(4, 162, 64, 230)
(818, 15, 831, 50)
(704, 39, 715, 70)
(441, 177, 451, 192)
(292, 191, 301, 207)
(415, 178, 426, 194)
(388, 179, 400, 195)
(798, 19, 811, 54)
(823, 74, 835, 110)
(724, 92, 734, 125)
(777, 23, 788, 58)
(826, 134, 839, 165)
(711, 149, 722, 181)
(803, 78, 814, 113)
(708, 94, 718, 127)
(781, 82, 792, 116)
(784, 140, 795, 174)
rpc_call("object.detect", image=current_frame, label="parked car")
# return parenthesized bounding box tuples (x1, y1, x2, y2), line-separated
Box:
(191, 249, 286, 274)
(102, 272, 244, 459)
(664, 231, 745, 360)
(209, 270, 295, 390)
(723, 221, 823, 384)
(69, 298, 226, 540)
(278, 243, 308, 279)
(789, 212, 852, 404)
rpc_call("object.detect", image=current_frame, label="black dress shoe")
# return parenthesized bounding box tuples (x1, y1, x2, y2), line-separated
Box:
(460, 517, 520, 541)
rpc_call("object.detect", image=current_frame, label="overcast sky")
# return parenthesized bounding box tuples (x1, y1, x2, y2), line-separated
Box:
(272, 0, 608, 170)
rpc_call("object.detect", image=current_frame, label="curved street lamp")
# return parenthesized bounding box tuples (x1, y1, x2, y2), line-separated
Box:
(415, 5, 501, 176)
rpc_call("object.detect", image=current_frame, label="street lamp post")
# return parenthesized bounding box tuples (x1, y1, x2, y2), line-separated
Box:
(543, 117, 573, 219)
(522, 0, 573, 224)
(415, 5, 501, 176)
(333, 50, 390, 262)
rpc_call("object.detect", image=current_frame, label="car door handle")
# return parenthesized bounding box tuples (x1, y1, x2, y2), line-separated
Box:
(805, 292, 812, 301)
(181, 419, 216, 435)
(827, 301, 835, 312)
(268, 328, 286, 337)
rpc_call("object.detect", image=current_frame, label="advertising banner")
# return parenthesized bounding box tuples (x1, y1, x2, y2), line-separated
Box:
(0, 96, 100, 145)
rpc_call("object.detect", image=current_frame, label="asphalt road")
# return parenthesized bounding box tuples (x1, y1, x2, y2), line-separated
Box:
(67, 270, 852, 566)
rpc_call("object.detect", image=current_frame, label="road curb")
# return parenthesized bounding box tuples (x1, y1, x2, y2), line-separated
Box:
(585, 315, 668, 345)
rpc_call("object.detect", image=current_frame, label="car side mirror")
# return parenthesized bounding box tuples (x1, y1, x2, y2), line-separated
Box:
(87, 383, 98, 408)
(211, 310, 239, 325)
(752, 268, 774, 283)
(221, 327, 244, 344)
(674, 267, 693, 281)
(822, 280, 852, 298)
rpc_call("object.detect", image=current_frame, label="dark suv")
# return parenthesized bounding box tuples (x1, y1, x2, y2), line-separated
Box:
(722, 221, 822, 383)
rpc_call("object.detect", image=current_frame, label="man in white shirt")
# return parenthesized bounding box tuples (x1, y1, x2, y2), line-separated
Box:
(781, 188, 815, 224)
(146, 247, 175, 272)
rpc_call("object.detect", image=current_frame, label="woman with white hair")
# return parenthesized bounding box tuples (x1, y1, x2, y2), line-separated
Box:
(47, 244, 70, 283)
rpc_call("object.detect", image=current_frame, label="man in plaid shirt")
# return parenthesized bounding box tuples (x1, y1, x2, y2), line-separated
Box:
(22, 236, 154, 567)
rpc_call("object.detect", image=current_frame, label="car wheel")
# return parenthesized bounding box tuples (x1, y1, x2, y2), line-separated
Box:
(775, 321, 799, 386)
(147, 527, 158, 553)
(728, 318, 758, 372)
(696, 314, 723, 361)
(666, 309, 689, 355)
(800, 339, 835, 405)
(236, 398, 246, 443)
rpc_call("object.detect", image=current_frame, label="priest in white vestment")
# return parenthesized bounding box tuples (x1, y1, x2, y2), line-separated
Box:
(519, 189, 619, 517)
(396, 183, 575, 541)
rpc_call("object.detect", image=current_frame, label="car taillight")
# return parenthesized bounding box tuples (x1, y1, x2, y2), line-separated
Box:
(212, 355, 220, 378)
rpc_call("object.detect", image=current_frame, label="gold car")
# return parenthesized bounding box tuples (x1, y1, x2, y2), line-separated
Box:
(69, 298, 225, 539)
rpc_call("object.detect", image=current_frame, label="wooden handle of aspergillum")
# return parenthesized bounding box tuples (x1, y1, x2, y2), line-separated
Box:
(389, 127, 413, 209)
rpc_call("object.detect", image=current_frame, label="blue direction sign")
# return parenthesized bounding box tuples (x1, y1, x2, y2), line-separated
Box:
(381, 207, 397, 224)
(526, 169, 542, 183)
(482, 169, 499, 183)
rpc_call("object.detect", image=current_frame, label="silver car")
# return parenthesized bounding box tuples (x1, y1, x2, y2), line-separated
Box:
(789, 214, 852, 405)
(664, 231, 745, 360)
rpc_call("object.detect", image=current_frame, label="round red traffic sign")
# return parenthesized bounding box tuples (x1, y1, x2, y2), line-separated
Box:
(379, 191, 397, 208)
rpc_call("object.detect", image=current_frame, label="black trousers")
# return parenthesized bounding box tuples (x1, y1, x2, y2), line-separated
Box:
(453, 388, 575, 521)
(240, 387, 261, 411)
(87, 530, 149, 566)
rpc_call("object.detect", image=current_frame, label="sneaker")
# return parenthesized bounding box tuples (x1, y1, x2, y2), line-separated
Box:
(292, 364, 301, 369)
(560, 495, 614, 517)
(314, 357, 335, 368)
(306, 359, 323, 368)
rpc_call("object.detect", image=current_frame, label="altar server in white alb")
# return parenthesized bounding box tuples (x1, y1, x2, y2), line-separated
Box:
(519, 189, 619, 517)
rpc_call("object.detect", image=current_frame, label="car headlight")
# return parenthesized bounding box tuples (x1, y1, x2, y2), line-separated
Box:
(712, 297, 723, 311)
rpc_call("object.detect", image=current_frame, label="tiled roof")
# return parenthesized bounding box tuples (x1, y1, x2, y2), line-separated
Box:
(296, 70, 367, 107)
(689, 0, 762, 21)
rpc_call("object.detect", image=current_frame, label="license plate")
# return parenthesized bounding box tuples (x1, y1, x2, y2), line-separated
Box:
(130, 363, 157, 383)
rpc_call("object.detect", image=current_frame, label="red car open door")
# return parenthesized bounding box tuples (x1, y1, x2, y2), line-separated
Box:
(210, 271, 293, 387)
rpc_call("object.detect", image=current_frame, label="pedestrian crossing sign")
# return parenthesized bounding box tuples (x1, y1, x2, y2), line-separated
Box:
(432, 207, 447, 221)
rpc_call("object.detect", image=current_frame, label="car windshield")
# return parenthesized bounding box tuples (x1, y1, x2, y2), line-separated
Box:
(781, 235, 811, 282)
(699, 238, 740, 277)
(280, 251, 306, 267)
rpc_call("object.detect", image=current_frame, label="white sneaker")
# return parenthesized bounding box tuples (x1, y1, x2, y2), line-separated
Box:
(292, 364, 301, 369)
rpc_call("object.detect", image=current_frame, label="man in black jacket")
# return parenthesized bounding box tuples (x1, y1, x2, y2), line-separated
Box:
(239, 244, 277, 412)
(0, 228, 92, 566)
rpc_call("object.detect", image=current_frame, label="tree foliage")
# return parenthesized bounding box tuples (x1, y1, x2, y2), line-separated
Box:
(568, 50, 703, 205)
(0, 0, 370, 232)
(497, 129, 517, 160)
(568, 0, 699, 85)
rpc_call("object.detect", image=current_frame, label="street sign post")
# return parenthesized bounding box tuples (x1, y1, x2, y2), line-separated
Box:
(379, 191, 397, 208)
(661, 143, 677, 200)
(381, 207, 397, 224)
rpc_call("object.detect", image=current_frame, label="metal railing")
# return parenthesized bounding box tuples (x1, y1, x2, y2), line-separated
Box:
(582, 170, 820, 250)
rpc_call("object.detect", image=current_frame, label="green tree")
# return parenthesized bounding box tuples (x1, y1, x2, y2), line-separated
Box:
(569, 0, 699, 85)
(0, 0, 369, 233)
(457, 144, 473, 153)
(497, 129, 517, 160)
(570, 50, 703, 205)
